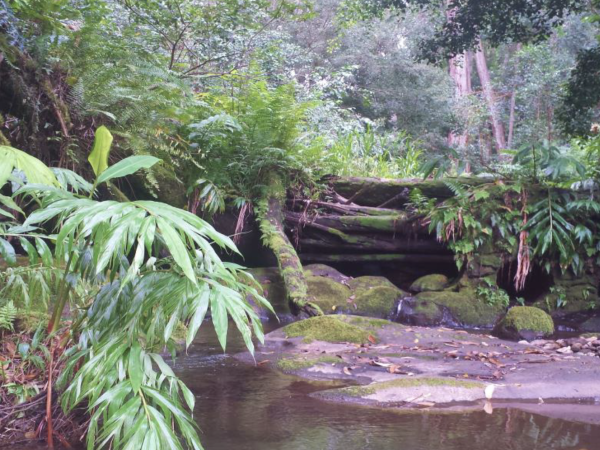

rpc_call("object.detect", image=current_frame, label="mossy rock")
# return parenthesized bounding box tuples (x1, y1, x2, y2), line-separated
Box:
(348, 276, 407, 318)
(337, 377, 483, 398)
(277, 355, 341, 372)
(348, 275, 397, 292)
(282, 315, 376, 344)
(396, 296, 443, 326)
(414, 289, 505, 328)
(580, 316, 600, 333)
(410, 274, 448, 292)
(148, 164, 187, 208)
(494, 306, 554, 341)
(306, 275, 352, 313)
(304, 264, 349, 283)
(533, 284, 598, 315)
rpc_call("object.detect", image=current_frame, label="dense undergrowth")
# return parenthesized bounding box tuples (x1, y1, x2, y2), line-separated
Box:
(2, 0, 600, 448)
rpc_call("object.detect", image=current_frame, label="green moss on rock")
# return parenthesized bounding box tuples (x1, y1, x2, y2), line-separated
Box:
(304, 264, 349, 283)
(415, 289, 505, 328)
(347, 316, 393, 329)
(306, 276, 351, 312)
(283, 315, 375, 344)
(339, 377, 482, 397)
(410, 274, 448, 292)
(347, 276, 406, 317)
(277, 355, 341, 372)
(496, 306, 554, 340)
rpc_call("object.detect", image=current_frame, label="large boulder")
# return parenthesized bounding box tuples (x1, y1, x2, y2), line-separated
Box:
(494, 306, 554, 341)
(347, 276, 408, 317)
(396, 295, 444, 326)
(399, 288, 505, 329)
(533, 272, 599, 315)
(581, 316, 600, 333)
(248, 265, 408, 320)
(304, 264, 350, 283)
(306, 275, 352, 312)
(410, 274, 448, 292)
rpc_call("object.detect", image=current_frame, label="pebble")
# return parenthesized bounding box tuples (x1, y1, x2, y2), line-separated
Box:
(523, 336, 600, 357)
(571, 343, 583, 353)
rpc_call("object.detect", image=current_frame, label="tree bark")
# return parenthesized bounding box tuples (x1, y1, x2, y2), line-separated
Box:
(475, 40, 507, 152)
(448, 51, 473, 148)
(257, 176, 322, 316)
(507, 88, 517, 149)
(329, 176, 489, 207)
(298, 236, 450, 254)
(299, 253, 455, 264)
(285, 211, 421, 234)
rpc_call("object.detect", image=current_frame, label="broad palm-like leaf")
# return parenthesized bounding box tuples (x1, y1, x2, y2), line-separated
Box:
(20, 186, 272, 450)
(0, 145, 58, 187)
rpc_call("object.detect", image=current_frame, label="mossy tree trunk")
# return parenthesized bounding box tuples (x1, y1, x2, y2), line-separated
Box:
(257, 175, 322, 316)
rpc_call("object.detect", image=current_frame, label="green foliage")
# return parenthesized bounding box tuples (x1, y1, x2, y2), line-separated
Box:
(186, 77, 315, 205)
(476, 278, 510, 308)
(0, 144, 272, 449)
(88, 126, 113, 177)
(0, 300, 17, 332)
(0, 145, 58, 187)
(323, 128, 424, 178)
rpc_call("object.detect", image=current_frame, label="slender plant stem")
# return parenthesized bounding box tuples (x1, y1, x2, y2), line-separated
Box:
(47, 252, 75, 334)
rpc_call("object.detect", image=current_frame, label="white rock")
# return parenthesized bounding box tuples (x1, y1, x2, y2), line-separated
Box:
(556, 346, 573, 354)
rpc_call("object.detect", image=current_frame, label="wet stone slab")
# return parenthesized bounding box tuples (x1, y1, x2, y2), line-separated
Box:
(235, 315, 600, 410)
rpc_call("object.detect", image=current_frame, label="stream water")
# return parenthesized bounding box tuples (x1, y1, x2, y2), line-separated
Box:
(13, 321, 600, 450)
(173, 323, 600, 450)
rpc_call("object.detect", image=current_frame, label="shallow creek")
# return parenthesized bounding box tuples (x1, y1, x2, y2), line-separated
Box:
(175, 322, 600, 450)
(13, 321, 600, 450)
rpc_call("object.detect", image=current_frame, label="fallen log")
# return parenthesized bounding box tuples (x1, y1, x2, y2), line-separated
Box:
(298, 236, 450, 254)
(287, 199, 401, 216)
(285, 211, 426, 234)
(330, 176, 492, 207)
(299, 253, 456, 264)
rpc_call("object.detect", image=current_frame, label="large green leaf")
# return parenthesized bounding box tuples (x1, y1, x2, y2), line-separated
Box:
(97, 156, 161, 185)
(0, 146, 58, 187)
(88, 126, 113, 177)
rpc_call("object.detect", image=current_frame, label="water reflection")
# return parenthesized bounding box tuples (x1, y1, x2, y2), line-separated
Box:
(11, 322, 600, 450)
(174, 324, 600, 450)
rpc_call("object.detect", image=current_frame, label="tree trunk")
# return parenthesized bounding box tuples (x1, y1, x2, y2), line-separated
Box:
(507, 88, 517, 149)
(475, 40, 506, 153)
(257, 176, 322, 316)
(448, 51, 473, 148)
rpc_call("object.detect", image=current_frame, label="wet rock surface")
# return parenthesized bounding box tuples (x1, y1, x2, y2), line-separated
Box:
(236, 315, 600, 410)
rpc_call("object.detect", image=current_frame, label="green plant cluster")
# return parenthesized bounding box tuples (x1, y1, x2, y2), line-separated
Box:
(0, 130, 273, 449)
(425, 140, 600, 283)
